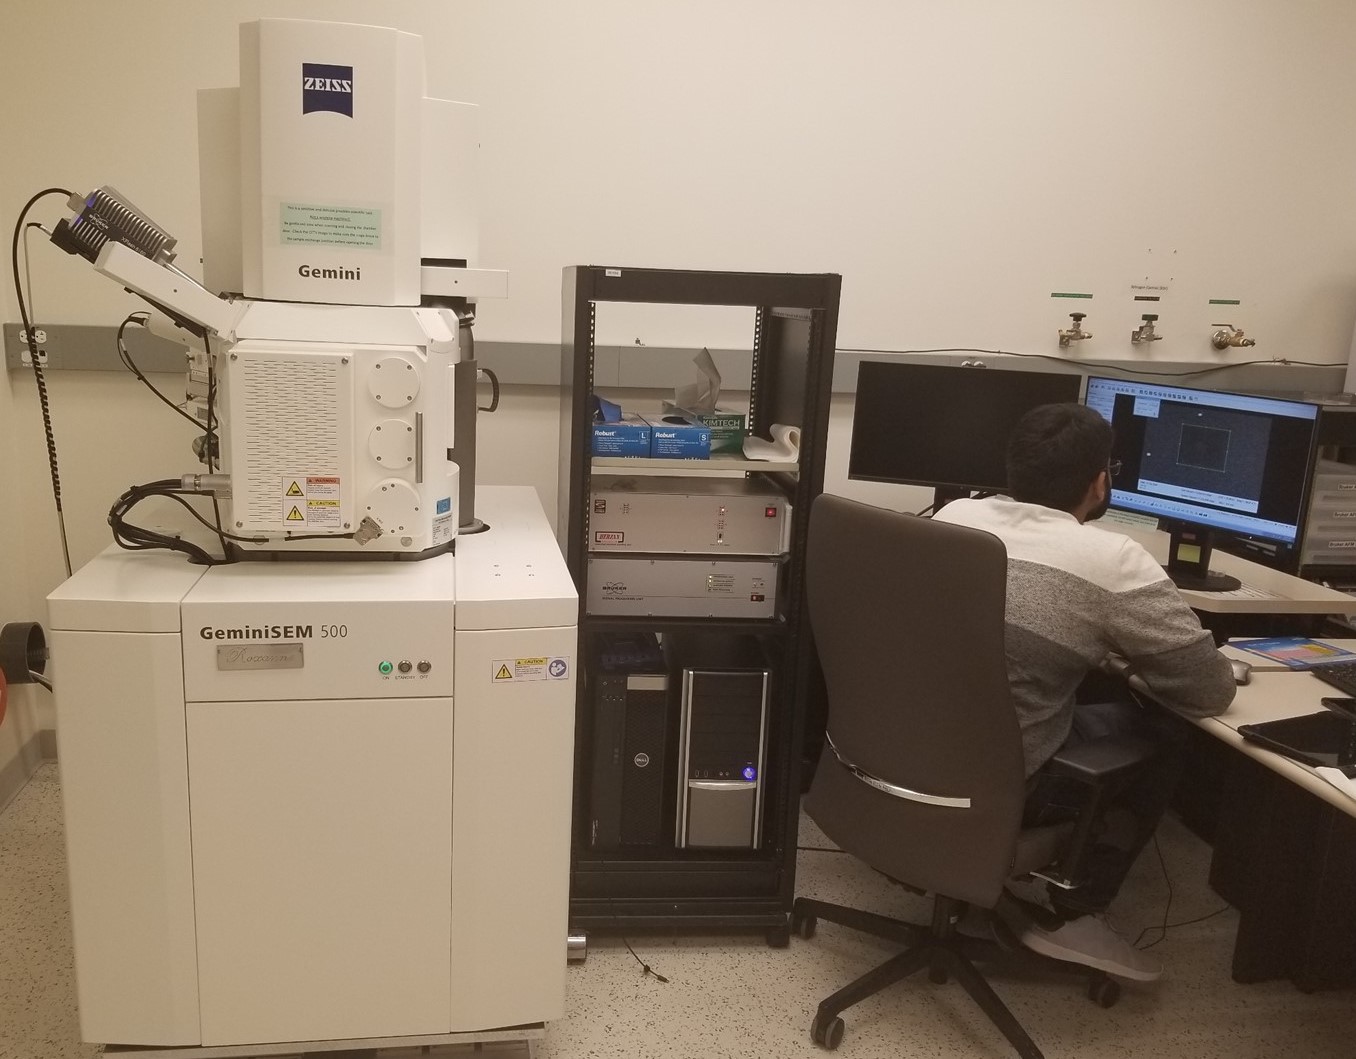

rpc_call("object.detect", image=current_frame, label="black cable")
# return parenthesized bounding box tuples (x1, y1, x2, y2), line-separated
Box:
(210, 492, 231, 558)
(12, 187, 76, 577)
(620, 937, 670, 983)
(797, 845, 850, 854)
(837, 346, 1345, 380)
(204, 333, 218, 471)
(108, 479, 233, 566)
(1131, 833, 1232, 951)
(604, 896, 669, 983)
(115, 313, 205, 431)
(1135, 833, 1174, 949)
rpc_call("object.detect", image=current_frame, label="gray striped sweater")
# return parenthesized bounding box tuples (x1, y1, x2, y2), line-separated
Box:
(934, 496, 1236, 775)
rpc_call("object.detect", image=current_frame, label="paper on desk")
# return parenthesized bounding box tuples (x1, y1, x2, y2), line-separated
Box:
(674, 347, 722, 412)
(743, 423, 801, 462)
(1317, 766, 1356, 800)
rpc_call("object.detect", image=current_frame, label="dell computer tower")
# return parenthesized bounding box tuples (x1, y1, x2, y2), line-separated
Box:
(588, 633, 671, 849)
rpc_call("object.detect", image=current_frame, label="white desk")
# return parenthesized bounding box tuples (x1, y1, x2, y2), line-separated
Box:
(1110, 520, 1356, 615)
(1191, 668, 1356, 818)
(1141, 653, 1356, 989)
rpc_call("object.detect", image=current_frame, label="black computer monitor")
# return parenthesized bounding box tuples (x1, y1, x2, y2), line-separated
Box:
(847, 361, 1083, 507)
(1084, 376, 1321, 592)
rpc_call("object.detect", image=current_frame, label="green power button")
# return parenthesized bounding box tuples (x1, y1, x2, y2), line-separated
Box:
(378, 661, 394, 675)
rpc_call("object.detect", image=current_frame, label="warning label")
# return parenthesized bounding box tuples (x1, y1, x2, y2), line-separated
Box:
(280, 475, 343, 528)
(491, 657, 572, 684)
(307, 499, 341, 528)
(307, 476, 341, 500)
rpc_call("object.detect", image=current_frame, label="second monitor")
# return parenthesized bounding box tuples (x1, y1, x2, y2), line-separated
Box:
(1085, 376, 1321, 591)
(848, 361, 1083, 508)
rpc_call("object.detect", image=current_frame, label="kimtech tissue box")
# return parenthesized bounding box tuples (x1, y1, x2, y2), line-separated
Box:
(645, 414, 712, 460)
(592, 413, 652, 457)
(662, 403, 747, 456)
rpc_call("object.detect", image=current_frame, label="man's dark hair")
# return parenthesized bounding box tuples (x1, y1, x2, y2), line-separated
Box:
(1006, 403, 1113, 512)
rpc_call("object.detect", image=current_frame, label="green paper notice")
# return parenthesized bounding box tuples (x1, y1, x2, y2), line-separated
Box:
(281, 203, 382, 249)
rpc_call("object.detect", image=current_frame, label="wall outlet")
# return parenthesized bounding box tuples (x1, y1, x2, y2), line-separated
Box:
(18, 328, 49, 366)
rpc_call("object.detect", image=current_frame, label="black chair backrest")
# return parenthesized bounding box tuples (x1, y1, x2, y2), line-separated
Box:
(804, 494, 1027, 907)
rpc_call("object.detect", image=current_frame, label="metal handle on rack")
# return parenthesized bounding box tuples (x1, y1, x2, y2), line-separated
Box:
(478, 367, 500, 413)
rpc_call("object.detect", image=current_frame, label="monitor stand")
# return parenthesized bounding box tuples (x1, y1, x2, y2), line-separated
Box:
(932, 486, 971, 511)
(1163, 522, 1241, 593)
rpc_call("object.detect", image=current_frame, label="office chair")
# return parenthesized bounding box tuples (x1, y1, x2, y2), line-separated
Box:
(795, 495, 1153, 1058)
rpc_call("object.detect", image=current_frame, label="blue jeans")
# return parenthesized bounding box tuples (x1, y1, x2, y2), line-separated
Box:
(1022, 698, 1189, 917)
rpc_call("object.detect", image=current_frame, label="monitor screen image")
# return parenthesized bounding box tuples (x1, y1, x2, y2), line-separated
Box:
(847, 361, 1083, 494)
(1084, 376, 1320, 547)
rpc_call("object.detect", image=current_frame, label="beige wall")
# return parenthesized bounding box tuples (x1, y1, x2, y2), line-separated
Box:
(0, 171, 42, 772)
(4, 1, 1356, 750)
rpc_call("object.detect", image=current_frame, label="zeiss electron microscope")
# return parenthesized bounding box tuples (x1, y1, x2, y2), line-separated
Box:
(39, 19, 576, 1055)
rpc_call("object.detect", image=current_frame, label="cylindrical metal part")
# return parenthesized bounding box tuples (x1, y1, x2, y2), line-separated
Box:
(0, 622, 48, 683)
(180, 473, 233, 495)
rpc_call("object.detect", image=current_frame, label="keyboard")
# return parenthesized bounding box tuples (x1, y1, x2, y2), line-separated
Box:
(1310, 660, 1356, 698)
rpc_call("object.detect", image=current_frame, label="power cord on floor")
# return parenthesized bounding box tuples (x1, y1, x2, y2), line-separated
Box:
(620, 937, 670, 983)
(605, 898, 670, 983)
(1134, 833, 1230, 949)
(797, 845, 850, 854)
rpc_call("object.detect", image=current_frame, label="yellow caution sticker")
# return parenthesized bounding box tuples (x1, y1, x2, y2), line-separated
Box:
(285, 480, 304, 497)
(286, 505, 305, 522)
(491, 657, 572, 684)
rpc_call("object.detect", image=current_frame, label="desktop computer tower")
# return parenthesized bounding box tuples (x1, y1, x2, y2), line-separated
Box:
(588, 632, 671, 849)
(667, 634, 770, 850)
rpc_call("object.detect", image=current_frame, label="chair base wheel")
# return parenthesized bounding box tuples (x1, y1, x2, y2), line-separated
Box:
(1087, 975, 1121, 1008)
(792, 910, 818, 939)
(811, 1013, 845, 1050)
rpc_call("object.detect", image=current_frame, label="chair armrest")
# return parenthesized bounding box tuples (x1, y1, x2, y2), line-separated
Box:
(1044, 734, 1157, 784)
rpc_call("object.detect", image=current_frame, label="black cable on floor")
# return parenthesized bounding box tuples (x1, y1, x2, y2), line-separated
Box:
(1133, 833, 1231, 949)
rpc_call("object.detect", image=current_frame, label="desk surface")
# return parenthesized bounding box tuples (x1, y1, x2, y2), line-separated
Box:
(1192, 667, 1356, 819)
(1110, 520, 1356, 615)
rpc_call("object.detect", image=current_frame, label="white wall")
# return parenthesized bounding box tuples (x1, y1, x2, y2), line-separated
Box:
(0, 172, 42, 771)
(4, 0, 1356, 741)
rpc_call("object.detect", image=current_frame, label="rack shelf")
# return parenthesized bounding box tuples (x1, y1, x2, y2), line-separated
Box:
(591, 455, 800, 475)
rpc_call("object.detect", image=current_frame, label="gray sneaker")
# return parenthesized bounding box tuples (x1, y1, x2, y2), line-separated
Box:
(1014, 913, 1163, 982)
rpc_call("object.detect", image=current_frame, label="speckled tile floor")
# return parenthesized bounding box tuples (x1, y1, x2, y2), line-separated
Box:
(3, 765, 1355, 1059)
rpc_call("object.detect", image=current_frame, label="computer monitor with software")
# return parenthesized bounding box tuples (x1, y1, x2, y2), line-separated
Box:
(847, 360, 1083, 508)
(1084, 376, 1321, 592)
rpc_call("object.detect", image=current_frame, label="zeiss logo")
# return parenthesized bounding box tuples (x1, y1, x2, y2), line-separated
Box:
(302, 63, 354, 116)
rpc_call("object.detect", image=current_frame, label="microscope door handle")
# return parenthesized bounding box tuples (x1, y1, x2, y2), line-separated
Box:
(414, 412, 425, 483)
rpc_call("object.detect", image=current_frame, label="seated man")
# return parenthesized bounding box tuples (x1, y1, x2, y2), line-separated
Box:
(934, 402, 1236, 981)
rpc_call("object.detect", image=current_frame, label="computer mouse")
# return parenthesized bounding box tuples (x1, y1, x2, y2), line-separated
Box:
(1230, 658, 1252, 686)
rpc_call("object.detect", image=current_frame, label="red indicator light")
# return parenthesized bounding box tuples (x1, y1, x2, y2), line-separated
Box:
(765, 506, 777, 518)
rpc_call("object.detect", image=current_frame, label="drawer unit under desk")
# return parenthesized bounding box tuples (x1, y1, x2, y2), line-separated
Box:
(589, 476, 790, 555)
(587, 556, 779, 618)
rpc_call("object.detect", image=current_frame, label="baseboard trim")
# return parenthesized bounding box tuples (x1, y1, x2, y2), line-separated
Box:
(0, 733, 44, 815)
